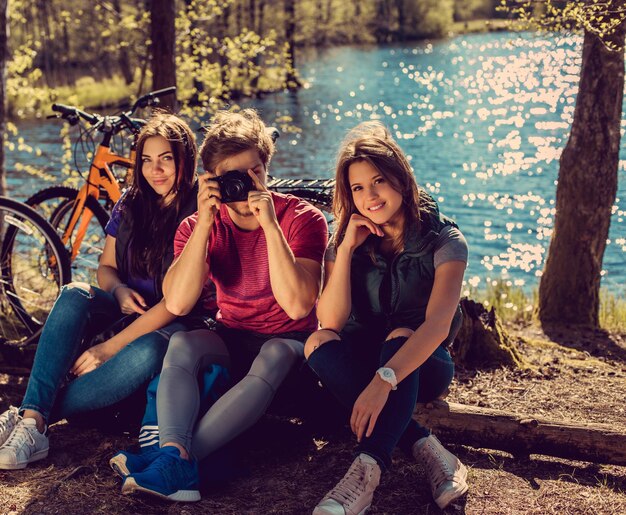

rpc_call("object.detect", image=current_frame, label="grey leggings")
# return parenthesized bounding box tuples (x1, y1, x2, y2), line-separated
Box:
(156, 329, 304, 460)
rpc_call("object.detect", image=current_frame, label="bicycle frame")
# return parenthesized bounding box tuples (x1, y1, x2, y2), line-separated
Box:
(61, 146, 134, 261)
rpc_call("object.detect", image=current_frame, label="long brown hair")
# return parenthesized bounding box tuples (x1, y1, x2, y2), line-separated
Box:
(332, 121, 431, 256)
(124, 112, 197, 278)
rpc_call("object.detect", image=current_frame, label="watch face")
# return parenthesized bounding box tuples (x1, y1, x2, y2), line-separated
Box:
(382, 369, 392, 379)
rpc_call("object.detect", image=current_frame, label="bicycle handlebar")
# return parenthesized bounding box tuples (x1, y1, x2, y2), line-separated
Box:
(51, 103, 99, 125)
(131, 86, 176, 113)
(49, 86, 175, 136)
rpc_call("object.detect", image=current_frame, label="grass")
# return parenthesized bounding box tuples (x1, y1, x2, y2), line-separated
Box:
(52, 75, 135, 112)
(468, 280, 626, 332)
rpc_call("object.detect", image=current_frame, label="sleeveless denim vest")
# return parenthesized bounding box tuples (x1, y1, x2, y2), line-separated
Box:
(344, 202, 459, 344)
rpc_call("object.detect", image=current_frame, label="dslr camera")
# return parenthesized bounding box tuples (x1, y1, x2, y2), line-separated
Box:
(214, 170, 255, 203)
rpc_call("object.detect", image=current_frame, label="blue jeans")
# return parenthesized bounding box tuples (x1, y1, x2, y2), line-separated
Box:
(20, 284, 186, 423)
(307, 335, 454, 471)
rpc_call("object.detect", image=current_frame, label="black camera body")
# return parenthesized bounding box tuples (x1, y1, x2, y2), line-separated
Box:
(214, 170, 255, 203)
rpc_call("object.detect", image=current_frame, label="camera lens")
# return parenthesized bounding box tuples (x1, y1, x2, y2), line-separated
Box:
(224, 180, 244, 199)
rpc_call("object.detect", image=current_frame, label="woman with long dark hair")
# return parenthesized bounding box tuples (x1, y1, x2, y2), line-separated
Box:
(0, 113, 199, 470)
(306, 121, 469, 512)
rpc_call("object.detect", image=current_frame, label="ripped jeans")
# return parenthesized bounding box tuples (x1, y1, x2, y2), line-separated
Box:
(20, 284, 185, 423)
(307, 336, 454, 471)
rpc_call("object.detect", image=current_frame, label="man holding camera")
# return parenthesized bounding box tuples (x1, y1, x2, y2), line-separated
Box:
(118, 109, 328, 502)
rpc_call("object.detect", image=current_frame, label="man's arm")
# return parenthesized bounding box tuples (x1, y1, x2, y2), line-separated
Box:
(247, 171, 326, 320)
(163, 175, 219, 316)
(264, 224, 322, 320)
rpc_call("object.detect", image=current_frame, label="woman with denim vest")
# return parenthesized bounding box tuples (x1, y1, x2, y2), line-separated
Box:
(305, 121, 469, 513)
(0, 113, 200, 470)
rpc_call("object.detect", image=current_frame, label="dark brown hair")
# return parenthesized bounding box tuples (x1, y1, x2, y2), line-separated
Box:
(332, 121, 432, 256)
(125, 112, 197, 278)
(199, 108, 275, 172)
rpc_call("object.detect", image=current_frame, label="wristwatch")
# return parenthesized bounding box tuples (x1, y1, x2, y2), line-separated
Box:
(376, 367, 398, 390)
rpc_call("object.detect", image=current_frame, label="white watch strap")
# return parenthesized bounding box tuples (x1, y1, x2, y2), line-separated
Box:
(376, 367, 397, 390)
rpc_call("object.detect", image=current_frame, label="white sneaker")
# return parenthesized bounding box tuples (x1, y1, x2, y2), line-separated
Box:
(413, 435, 468, 509)
(0, 406, 20, 446)
(0, 418, 49, 470)
(313, 453, 381, 515)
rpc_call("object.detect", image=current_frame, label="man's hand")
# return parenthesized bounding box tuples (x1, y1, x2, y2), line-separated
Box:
(350, 375, 392, 442)
(70, 341, 118, 376)
(114, 286, 148, 315)
(247, 169, 278, 230)
(197, 174, 222, 229)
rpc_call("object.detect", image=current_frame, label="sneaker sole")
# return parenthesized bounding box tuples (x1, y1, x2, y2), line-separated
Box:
(434, 462, 469, 509)
(313, 506, 370, 515)
(109, 455, 131, 478)
(0, 448, 49, 470)
(122, 477, 201, 502)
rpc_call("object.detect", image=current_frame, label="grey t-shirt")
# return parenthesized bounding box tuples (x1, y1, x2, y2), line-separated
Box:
(325, 225, 469, 268)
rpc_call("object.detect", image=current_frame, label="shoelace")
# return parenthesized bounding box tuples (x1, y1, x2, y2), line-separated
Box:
(0, 407, 19, 438)
(421, 442, 454, 488)
(327, 459, 368, 505)
(3, 422, 36, 452)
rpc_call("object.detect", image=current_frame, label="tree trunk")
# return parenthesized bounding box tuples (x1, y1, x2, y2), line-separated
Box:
(185, 0, 204, 104)
(113, 0, 134, 85)
(538, 25, 625, 327)
(394, 0, 405, 41)
(217, 6, 231, 101)
(257, 0, 265, 35)
(414, 400, 626, 466)
(452, 299, 526, 369)
(373, 0, 391, 43)
(249, 0, 264, 92)
(0, 0, 7, 196)
(315, 0, 325, 46)
(283, 0, 301, 90)
(37, 0, 54, 86)
(150, 0, 177, 109)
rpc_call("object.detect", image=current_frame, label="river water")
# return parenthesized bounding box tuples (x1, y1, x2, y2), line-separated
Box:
(6, 32, 626, 295)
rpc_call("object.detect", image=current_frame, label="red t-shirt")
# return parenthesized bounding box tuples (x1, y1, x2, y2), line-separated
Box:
(174, 192, 328, 334)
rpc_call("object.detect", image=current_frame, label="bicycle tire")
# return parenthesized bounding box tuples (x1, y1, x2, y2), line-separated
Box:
(26, 186, 110, 285)
(0, 196, 72, 347)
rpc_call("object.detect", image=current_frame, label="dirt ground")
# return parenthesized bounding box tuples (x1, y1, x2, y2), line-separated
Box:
(0, 324, 625, 515)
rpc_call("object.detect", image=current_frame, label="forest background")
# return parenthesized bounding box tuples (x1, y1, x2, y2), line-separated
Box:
(0, 1, 625, 513)
(3, 0, 500, 119)
(0, 0, 624, 331)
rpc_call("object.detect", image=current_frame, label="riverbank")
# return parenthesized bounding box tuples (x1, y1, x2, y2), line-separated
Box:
(470, 282, 626, 333)
(8, 18, 512, 120)
(0, 321, 624, 514)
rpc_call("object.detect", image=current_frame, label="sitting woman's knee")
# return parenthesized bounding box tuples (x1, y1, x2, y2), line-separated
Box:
(385, 327, 413, 341)
(63, 281, 94, 298)
(304, 329, 341, 360)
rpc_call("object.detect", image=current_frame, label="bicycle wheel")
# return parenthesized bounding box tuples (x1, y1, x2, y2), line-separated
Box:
(0, 197, 72, 347)
(27, 186, 110, 285)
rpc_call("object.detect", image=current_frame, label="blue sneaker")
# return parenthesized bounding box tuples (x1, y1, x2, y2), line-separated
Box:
(121, 446, 200, 502)
(109, 444, 159, 478)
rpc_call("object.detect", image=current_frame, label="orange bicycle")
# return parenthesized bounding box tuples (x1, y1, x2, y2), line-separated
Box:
(23, 87, 176, 284)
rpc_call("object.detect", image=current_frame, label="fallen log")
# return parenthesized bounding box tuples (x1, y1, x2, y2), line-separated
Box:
(413, 400, 626, 466)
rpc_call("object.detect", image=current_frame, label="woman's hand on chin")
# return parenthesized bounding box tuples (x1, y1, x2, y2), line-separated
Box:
(341, 213, 384, 251)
